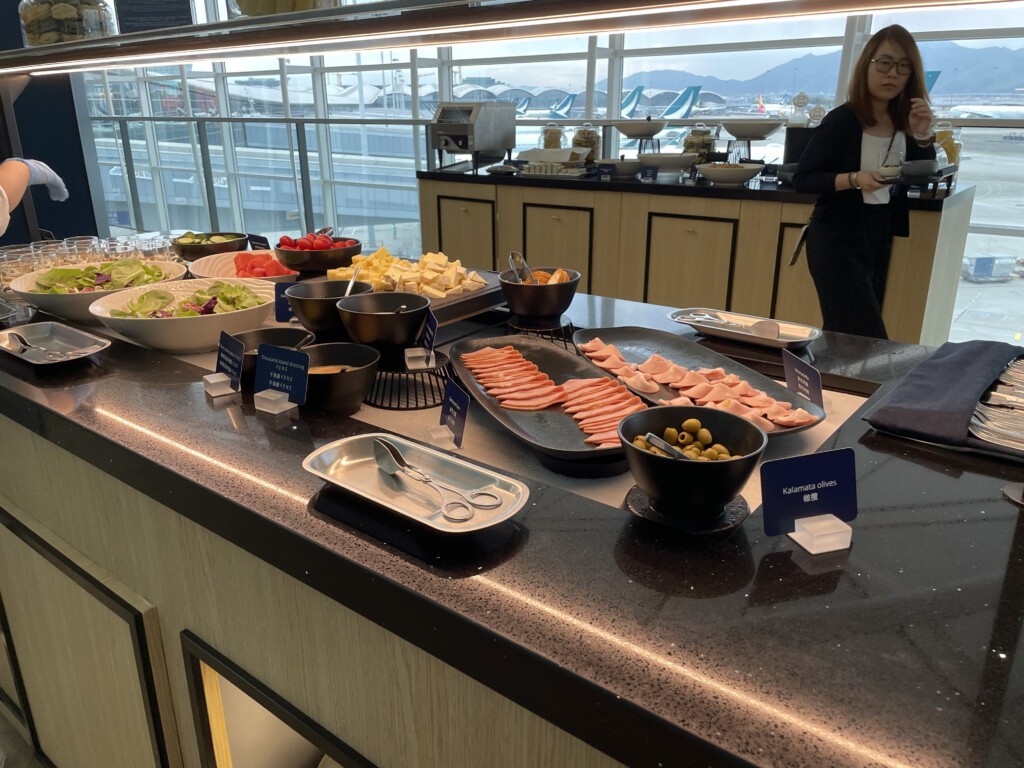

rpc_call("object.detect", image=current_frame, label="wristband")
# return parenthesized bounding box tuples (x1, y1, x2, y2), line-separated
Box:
(848, 172, 861, 190)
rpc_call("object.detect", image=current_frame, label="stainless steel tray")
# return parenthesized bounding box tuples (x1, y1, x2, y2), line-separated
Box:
(0, 299, 18, 321)
(668, 307, 821, 350)
(0, 322, 111, 365)
(572, 326, 825, 436)
(303, 433, 529, 533)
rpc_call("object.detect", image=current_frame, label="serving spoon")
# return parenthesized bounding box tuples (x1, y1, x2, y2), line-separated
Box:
(343, 266, 361, 296)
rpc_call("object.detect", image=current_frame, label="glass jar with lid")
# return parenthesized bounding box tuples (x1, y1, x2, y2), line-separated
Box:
(19, 0, 118, 47)
(683, 123, 716, 164)
(571, 122, 600, 165)
(541, 122, 565, 150)
(933, 120, 962, 166)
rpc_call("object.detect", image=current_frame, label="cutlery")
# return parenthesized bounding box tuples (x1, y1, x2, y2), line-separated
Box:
(6, 331, 72, 361)
(344, 266, 362, 297)
(372, 438, 502, 523)
(508, 251, 535, 285)
(644, 432, 693, 460)
(676, 312, 781, 340)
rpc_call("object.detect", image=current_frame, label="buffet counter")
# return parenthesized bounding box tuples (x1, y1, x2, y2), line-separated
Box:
(0, 297, 1022, 768)
(417, 171, 975, 347)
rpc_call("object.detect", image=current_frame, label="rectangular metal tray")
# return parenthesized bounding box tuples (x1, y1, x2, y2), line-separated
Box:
(429, 269, 506, 325)
(303, 433, 528, 533)
(0, 322, 111, 365)
(572, 326, 826, 436)
(668, 307, 821, 350)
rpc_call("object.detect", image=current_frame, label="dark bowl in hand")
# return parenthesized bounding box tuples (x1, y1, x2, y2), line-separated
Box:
(498, 267, 580, 328)
(302, 342, 380, 413)
(618, 406, 767, 526)
(274, 240, 362, 273)
(171, 233, 249, 262)
(229, 326, 315, 389)
(285, 279, 373, 338)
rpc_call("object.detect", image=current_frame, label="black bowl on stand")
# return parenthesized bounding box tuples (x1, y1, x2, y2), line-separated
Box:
(274, 240, 361, 274)
(498, 267, 580, 329)
(335, 292, 430, 370)
(229, 326, 315, 389)
(284, 280, 373, 340)
(302, 343, 380, 413)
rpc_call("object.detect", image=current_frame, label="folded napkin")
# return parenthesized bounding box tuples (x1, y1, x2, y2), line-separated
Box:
(865, 340, 1024, 460)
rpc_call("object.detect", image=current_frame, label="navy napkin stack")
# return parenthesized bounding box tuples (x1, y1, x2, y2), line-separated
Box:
(865, 340, 1024, 460)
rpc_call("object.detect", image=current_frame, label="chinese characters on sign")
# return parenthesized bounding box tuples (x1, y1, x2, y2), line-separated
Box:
(254, 344, 309, 405)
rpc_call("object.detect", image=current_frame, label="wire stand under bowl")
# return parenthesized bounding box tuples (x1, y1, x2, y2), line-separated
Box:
(506, 315, 578, 352)
(365, 350, 451, 410)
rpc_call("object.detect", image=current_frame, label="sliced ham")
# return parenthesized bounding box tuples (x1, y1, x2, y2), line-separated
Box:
(653, 363, 688, 384)
(740, 393, 776, 408)
(487, 379, 555, 397)
(499, 386, 566, 410)
(586, 344, 624, 361)
(731, 381, 763, 398)
(697, 366, 726, 380)
(591, 355, 628, 371)
(764, 403, 795, 421)
(619, 372, 660, 394)
(721, 373, 742, 386)
(573, 395, 643, 422)
(561, 377, 610, 394)
(772, 407, 819, 427)
(696, 383, 741, 404)
(637, 354, 673, 375)
(673, 370, 710, 389)
(584, 430, 621, 445)
(564, 390, 633, 414)
(713, 398, 754, 417)
(658, 395, 694, 406)
(576, 337, 605, 353)
(679, 381, 714, 399)
(578, 402, 646, 430)
(468, 359, 536, 374)
(742, 411, 776, 432)
(461, 345, 515, 360)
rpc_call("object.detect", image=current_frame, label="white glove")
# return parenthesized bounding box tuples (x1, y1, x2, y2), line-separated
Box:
(6, 158, 69, 202)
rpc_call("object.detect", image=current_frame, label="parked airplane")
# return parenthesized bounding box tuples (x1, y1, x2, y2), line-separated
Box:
(622, 86, 703, 148)
(619, 85, 645, 119)
(945, 104, 1024, 120)
(515, 96, 531, 116)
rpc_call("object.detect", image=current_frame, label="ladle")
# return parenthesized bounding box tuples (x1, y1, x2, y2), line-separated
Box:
(343, 266, 361, 297)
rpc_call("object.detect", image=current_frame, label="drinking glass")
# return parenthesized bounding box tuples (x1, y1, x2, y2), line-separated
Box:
(63, 236, 102, 264)
(878, 149, 904, 173)
(0, 248, 39, 294)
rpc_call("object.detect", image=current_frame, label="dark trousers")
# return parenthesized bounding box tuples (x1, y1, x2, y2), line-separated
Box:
(806, 204, 893, 339)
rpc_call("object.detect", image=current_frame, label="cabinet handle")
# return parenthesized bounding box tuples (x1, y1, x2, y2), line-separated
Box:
(458, 207, 467, 212)
(550, 215, 560, 221)
(682, 227, 696, 233)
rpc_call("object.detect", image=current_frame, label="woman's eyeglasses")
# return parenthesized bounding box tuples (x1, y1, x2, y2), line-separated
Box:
(871, 57, 913, 75)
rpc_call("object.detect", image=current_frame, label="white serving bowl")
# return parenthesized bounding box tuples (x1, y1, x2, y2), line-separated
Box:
(597, 158, 643, 178)
(187, 250, 298, 283)
(88, 277, 275, 354)
(696, 163, 764, 187)
(613, 120, 667, 139)
(9, 260, 187, 325)
(637, 152, 699, 172)
(720, 120, 785, 141)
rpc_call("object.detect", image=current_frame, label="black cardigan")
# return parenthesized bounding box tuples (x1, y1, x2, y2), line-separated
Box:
(793, 103, 935, 238)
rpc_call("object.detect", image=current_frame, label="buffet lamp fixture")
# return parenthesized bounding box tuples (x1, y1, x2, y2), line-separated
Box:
(2, 0, 1020, 77)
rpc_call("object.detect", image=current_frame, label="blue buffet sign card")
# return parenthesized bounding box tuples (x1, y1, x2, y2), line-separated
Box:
(782, 348, 823, 409)
(760, 448, 858, 536)
(598, 163, 615, 181)
(254, 344, 309, 405)
(215, 331, 245, 390)
(248, 234, 271, 250)
(421, 310, 438, 352)
(640, 166, 659, 183)
(116, 0, 193, 32)
(440, 379, 470, 448)
(275, 282, 295, 322)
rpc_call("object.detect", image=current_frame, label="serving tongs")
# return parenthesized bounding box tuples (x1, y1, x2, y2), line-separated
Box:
(372, 438, 502, 523)
(508, 251, 535, 284)
(676, 311, 781, 340)
(4, 331, 80, 362)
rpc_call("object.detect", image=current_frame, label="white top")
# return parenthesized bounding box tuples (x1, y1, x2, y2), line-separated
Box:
(860, 132, 907, 205)
(0, 185, 9, 237)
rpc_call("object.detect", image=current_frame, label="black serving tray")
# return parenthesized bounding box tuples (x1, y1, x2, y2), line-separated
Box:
(449, 334, 626, 463)
(572, 326, 825, 436)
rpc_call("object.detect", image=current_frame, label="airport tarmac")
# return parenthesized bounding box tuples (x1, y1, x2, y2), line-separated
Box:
(950, 273, 1024, 344)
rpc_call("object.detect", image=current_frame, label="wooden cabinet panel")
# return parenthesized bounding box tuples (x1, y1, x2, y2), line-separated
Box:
(773, 224, 823, 328)
(0, 513, 180, 768)
(523, 204, 592, 289)
(438, 196, 496, 271)
(645, 214, 735, 309)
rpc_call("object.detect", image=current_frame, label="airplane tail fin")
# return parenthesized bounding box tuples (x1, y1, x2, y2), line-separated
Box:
(660, 86, 702, 121)
(757, 94, 766, 114)
(549, 93, 576, 119)
(619, 85, 644, 118)
(515, 96, 531, 116)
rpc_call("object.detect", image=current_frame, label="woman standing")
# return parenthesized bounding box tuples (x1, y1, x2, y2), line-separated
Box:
(794, 24, 936, 339)
(0, 156, 68, 237)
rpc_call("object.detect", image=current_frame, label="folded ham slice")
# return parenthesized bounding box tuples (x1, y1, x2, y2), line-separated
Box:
(637, 354, 673, 375)
(672, 370, 710, 389)
(653, 363, 688, 385)
(576, 337, 605, 353)
(587, 344, 624, 361)
(619, 372, 660, 394)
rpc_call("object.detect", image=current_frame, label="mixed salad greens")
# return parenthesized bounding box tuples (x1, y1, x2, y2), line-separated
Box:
(109, 281, 267, 318)
(31, 260, 170, 294)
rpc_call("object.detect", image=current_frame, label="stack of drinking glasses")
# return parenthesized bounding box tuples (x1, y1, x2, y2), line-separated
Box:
(0, 244, 39, 297)
(102, 236, 141, 261)
(63, 236, 103, 264)
(139, 235, 173, 262)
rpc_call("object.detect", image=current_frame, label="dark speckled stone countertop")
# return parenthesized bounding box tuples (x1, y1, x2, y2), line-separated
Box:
(1, 296, 1022, 768)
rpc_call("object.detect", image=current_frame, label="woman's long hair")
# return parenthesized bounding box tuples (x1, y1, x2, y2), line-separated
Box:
(847, 24, 929, 130)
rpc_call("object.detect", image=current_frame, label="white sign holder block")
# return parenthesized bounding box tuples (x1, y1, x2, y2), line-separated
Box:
(203, 372, 236, 398)
(254, 388, 297, 415)
(426, 423, 457, 450)
(405, 347, 436, 371)
(787, 514, 852, 555)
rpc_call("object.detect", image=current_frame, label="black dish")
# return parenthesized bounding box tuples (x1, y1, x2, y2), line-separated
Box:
(573, 325, 825, 436)
(302, 342, 380, 413)
(285, 280, 373, 337)
(229, 327, 315, 389)
(171, 233, 248, 262)
(498, 267, 580, 329)
(335, 292, 430, 363)
(274, 240, 361, 273)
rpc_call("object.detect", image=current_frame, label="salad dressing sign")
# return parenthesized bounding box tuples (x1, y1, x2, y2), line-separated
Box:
(254, 344, 309, 405)
(215, 331, 245, 390)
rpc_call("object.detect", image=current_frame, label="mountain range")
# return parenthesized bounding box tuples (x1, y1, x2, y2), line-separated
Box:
(596, 41, 1024, 97)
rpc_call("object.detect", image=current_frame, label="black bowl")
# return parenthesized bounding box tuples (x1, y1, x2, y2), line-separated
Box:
(303, 343, 380, 413)
(285, 280, 373, 337)
(275, 240, 361, 273)
(335, 292, 430, 354)
(498, 267, 580, 328)
(171, 233, 249, 262)
(618, 406, 767, 525)
(229, 327, 315, 389)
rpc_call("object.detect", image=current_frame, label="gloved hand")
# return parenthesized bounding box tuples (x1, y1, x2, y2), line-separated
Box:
(6, 158, 69, 202)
